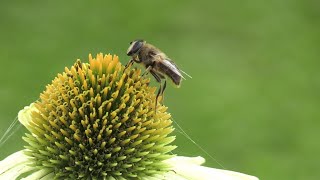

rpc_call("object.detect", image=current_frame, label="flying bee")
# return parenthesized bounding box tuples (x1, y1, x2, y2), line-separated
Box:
(125, 39, 191, 111)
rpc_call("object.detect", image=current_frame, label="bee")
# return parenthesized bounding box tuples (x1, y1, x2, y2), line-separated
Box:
(125, 39, 191, 111)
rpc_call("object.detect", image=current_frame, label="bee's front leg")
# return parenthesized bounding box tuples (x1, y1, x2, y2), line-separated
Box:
(124, 56, 140, 72)
(124, 59, 134, 71)
(132, 56, 140, 63)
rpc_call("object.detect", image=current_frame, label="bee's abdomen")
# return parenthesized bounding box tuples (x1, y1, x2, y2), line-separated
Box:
(156, 62, 182, 86)
(169, 72, 182, 86)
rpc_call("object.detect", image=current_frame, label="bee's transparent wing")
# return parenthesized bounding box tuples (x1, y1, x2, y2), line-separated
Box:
(164, 59, 192, 80)
(161, 59, 184, 78)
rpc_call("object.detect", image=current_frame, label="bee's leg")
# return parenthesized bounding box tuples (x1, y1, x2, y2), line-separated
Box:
(124, 56, 141, 72)
(155, 73, 166, 103)
(150, 70, 162, 113)
(155, 83, 162, 113)
(133, 57, 140, 63)
(141, 65, 152, 77)
(142, 61, 157, 77)
(160, 79, 167, 102)
(124, 59, 134, 72)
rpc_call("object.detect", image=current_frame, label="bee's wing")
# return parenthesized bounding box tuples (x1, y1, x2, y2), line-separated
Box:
(164, 59, 192, 79)
(160, 58, 185, 79)
(152, 53, 192, 80)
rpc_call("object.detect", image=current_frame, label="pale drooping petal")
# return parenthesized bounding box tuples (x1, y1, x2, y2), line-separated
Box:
(21, 169, 54, 180)
(18, 103, 38, 131)
(162, 156, 259, 180)
(0, 150, 33, 179)
(0, 150, 60, 180)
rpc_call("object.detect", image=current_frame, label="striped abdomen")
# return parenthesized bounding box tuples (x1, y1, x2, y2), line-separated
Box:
(155, 60, 183, 86)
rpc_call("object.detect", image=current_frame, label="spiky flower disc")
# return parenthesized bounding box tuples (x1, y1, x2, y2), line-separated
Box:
(22, 53, 176, 179)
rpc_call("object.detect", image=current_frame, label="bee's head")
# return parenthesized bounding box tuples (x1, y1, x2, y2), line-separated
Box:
(127, 39, 145, 56)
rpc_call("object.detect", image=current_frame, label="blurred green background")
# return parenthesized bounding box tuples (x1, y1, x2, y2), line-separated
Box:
(0, 0, 319, 179)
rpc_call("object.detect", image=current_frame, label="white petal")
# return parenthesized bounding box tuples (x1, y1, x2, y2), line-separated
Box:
(0, 150, 30, 174)
(165, 156, 205, 165)
(21, 169, 53, 180)
(18, 103, 38, 130)
(142, 171, 188, 180)
(39, 172, 55, 180)
(0, 150, 34, 179)
(162, 171, 189, 180)
(163, 156, 259, 180)
(0, 163, 34, 179)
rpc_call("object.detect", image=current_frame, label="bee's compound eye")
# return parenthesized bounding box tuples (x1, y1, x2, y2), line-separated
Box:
(127, 41, 143, 56)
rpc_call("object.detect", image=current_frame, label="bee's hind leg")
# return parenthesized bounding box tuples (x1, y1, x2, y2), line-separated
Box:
(160, 79, 167, 102)
(155, 72, 166, 103)
(150, 70, 163, 113)
(155, 83, 162, 113)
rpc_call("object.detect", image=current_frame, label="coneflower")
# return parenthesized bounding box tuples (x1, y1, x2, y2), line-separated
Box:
(0, 53, 258, 180)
